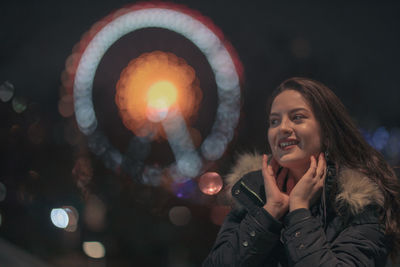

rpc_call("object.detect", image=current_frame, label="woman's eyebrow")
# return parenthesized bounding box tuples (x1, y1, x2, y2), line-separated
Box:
(289, 108, 309, 114)
(270, 107, 309, 116)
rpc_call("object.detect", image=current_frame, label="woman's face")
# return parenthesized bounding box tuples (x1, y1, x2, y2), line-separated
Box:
(268, 90, 322, 169)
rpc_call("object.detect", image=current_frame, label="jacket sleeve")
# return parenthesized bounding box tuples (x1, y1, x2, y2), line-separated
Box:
(282, 208, 390, 267)
(202, 206, 283, 267)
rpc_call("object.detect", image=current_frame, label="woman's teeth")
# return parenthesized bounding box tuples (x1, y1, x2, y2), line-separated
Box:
(280, 141, 298, 148)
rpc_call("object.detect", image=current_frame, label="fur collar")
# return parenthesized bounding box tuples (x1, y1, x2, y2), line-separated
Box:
(224, 153, 384, 215)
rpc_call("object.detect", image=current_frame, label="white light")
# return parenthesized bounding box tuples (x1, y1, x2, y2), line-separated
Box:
(162, 111, 202, 178)
(0, 81, 14, 102)
(83, 241, 106, 259)
(51, 208, 69, 229)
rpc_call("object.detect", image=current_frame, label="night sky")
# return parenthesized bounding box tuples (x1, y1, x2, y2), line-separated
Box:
(1, 1, 400, 266)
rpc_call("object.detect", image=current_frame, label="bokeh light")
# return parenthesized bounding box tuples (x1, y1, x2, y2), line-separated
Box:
(372, 127, 389, 151)
(162, 111, 202, 179)
(141, 165, 162, 186)
(12, 96, 27, 113)
(0, 182, 6, 201)
(83, 241, 106, 259)
(51, 208, 69, 229)
(210, 205, 231, 225)
(50, 206, 79, 232)
(168, 206, 191, 226)
(0, 81, 14, 102)
(115, 51, 202, 139)
(58, 94, 74, 117)
(198, 172, 223, 195)
(361, 126, 400, 166)
(384, 128, 400, 159)
(172, 180, 197, 199)
(62, 2, 243, 179)
(72, 157, 93, 196)
(146, 80, 178, 122)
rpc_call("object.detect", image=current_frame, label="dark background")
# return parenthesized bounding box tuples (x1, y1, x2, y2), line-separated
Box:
(1, 1, 400, 266)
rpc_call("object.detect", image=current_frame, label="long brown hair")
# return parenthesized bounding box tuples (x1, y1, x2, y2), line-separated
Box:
(266, 77, 400, 260)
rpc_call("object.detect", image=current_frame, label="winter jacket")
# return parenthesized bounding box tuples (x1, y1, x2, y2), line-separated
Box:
(203, 153, 391, 267)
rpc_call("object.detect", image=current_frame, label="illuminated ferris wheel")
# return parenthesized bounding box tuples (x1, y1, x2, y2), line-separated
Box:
(61, 2, 243, 193)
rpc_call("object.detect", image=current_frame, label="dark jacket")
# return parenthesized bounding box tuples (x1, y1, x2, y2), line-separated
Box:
(203, 153, 391, 266)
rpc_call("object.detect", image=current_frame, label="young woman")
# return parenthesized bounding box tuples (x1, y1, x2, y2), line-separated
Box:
(203, 77, 400, 266)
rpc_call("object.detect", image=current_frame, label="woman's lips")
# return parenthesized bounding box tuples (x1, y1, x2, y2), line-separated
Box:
(278, 139, 299, 151)
(279, 144, 297, 151)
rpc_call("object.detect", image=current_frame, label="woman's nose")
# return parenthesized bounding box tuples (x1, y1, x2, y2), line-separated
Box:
(279, 118, 293, 133)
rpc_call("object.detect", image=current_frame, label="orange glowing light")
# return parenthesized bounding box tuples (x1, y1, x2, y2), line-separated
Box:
(115, 51, 202, 139)
(198, 172, 223, 195)
(145, 81, 178, 122)
(147, 81, 177, 110)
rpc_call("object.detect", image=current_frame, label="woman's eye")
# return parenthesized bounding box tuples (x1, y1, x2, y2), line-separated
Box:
(270, 119, 278, 125)
(293, 114, 304, 121)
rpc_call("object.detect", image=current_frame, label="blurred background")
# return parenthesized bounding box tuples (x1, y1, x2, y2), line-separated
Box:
(1, 0, 400, 266)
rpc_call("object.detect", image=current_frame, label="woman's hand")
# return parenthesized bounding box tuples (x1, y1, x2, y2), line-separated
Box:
(289, 153, 326, 212)
(262, 154, 289, 219)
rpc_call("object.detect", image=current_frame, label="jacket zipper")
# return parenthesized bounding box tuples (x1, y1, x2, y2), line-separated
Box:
(240, 181, 265, 205)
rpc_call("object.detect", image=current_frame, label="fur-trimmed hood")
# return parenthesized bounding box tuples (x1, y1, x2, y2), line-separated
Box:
(225, 153, 384, 216)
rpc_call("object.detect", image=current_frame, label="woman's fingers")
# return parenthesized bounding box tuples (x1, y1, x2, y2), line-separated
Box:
(262, 154, 281, 192)
(315, 153, 326, 179)
(304, 155, 317, 179)
(262, 154, 271, 177)
(317, 153, 327, 187)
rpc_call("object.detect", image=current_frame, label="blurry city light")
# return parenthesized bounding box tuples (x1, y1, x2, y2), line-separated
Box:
(188, 127, 202, 148)
(100, 147, 123, 172)
(361, 127, 400, 165)
(51, 208, 69, 228)
(115, 51, 201, 139)
(198, 172, 223, 195)
(72, 157, 93, 194)
(163, 111, 202, 179)
(384, 128, 400, 159)
(83, 241, 105, 259)
(201, 133, 228, 160)
(0, 182, 6, 201)
(63, 2, 242, 179)
(87, 131, 110, 156)
(12, 96, 27, 113)
(0, 81, 14, 102)
(210, 206, 230, 225)
(146, 81, 178, 122)
(372, 127, 389, 151)
(141, 165, 162, 186)
(58, 94, 74, 117)
(172, 180, 196, 199)
(84, 195, 106, 232)
(50, 206, 79, 232)
(169, 206, 191, 226)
